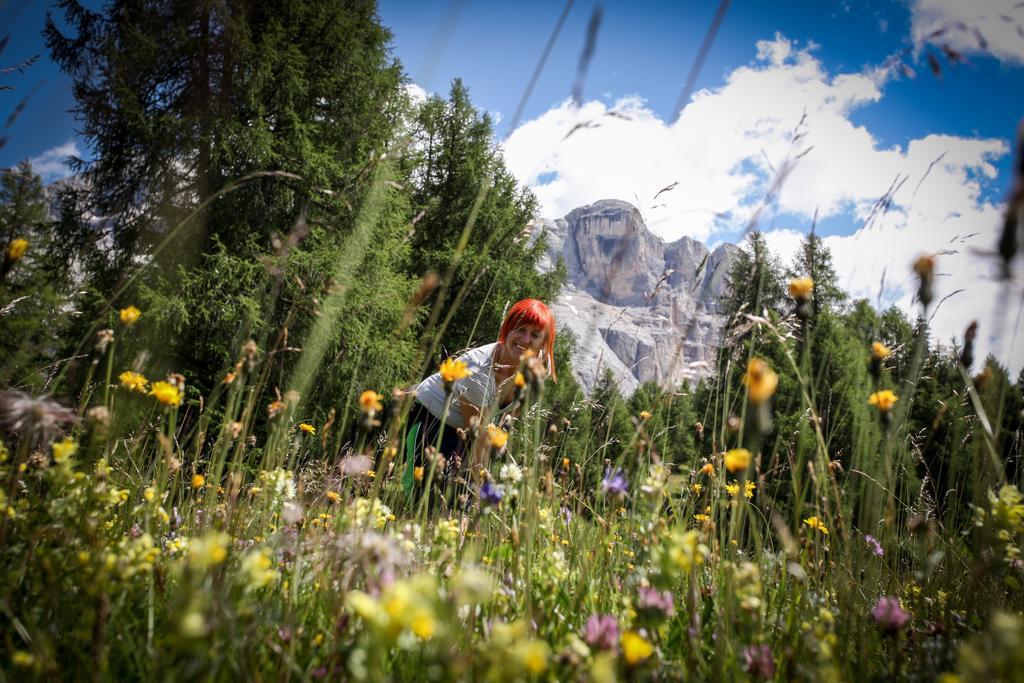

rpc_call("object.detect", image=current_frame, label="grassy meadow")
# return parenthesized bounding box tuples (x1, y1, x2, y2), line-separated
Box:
(2, 2, 1024, 680)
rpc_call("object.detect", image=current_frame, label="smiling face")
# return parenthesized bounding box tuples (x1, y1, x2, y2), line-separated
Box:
(501, 323, 547, 365)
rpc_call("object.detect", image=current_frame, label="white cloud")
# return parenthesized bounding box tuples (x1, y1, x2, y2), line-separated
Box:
(28, 140, 81, 183)
(912, 0, 1024, 65)
(503, 35, 1020, 373)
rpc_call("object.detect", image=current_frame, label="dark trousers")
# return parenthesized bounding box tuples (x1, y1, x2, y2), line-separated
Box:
(402, 401, 468, 504)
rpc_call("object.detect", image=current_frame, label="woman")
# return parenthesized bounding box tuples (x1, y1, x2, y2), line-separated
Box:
(403, 299, 557, 496)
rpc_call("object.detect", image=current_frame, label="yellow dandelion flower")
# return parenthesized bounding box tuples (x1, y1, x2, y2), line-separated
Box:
(365, 470, 376, 478)
(119, 370, 148, 393)
(724, 448, 751, 474)
(639, 410, 652, 421)
(725, 483, 740, 497)
(744, 481, 756, 499)
(52, 436, 78, 463)
(439, 357, 472, 385)
(621, 630, 654, 666)
(6, 238, 29, 262)
(299, 422, 316, 435)
(326, 491, 340, 503)
(119, 305, 141, 325)
(191, 474, 205, 489)
(691, 483, 703, 495)
(701, 463, 715, 476)
(149, 380, 182, 407)
(359, 390, 384, 413)
(788, 277, 814, 301)
(486, 424, 508, 449)
(803, 516, 829, 535)
(743, 358, 778, 405)
(871, 342, 891, 360)
(414, 466, 425, 482)
(868, 389, 898, 412)
(694, 513, 711, 523)
(514, 371, 527, 389)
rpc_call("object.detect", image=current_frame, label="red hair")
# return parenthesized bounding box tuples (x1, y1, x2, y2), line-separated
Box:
(498, 299, 557, 381)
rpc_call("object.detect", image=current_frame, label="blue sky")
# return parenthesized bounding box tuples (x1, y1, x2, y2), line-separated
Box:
(2, 0, 1024, 368)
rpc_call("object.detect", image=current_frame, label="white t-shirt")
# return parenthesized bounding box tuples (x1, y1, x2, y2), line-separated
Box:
(415, 343, 514, 429)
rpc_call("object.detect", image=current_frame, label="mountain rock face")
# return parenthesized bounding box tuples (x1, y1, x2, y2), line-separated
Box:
(536, 199, 739, 395)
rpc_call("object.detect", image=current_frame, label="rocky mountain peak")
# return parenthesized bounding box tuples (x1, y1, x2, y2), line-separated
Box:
(536, 200, 739, 395)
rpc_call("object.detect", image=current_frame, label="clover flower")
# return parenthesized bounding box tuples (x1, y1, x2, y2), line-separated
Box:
(871, 596, 910, 634)
(499, 463, 522, 484)
(865, 534, 884, 556)
(583, 614, 619, 651)
(637, 586, 675, 620)
(743, 358, 778, 405)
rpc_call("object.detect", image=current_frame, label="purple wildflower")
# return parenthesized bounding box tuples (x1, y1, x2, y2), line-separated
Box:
(742, 644, 775, 680)
(601, 467, 628, 499)
(636, 586, 675, 619)
(871, 596, 910, 634)
(479, 480, 503, 507)
(582, 614, 619, 651)
(865, 534, 884, 557)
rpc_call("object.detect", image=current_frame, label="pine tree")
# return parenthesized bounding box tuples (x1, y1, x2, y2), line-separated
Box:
(405, 80, 563, 365)
(0, 163, 77, 387)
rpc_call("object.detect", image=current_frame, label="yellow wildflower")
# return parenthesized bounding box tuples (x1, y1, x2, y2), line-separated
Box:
(691, 483, 703, 495)
(299, 422, 316, 435)
(639, 410, 652, 421)
(119, 370, 148, 393)
(486, 424, 508, 449)
(701, 463, 715, 476)
(744, 481, 756, 499)
(5, 238, 28, 262)
(149, 381, 183, 407)
(119, 305, 141, 325)
(803, 516, 829, 535)
(191, 474, 205, 489)
(725, 483, 740, 497)
(267, 400, 286, 418)
(868, 390, 898, 412)
(788, 277, 814, 301)
(514, 371, 526, 388)
(743, 358, 778, 405)
(621, 630, 654, 665)
(414, 466, 424, 482)
(52, 436, 78, 463)
(359, 390, 384, 413)
(871, 342, 891, 360)
(724, 448, 751, 474)
(326, 491, 340, 503)
(694, 513, 711, 523)
(439, 357, 472, 385)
